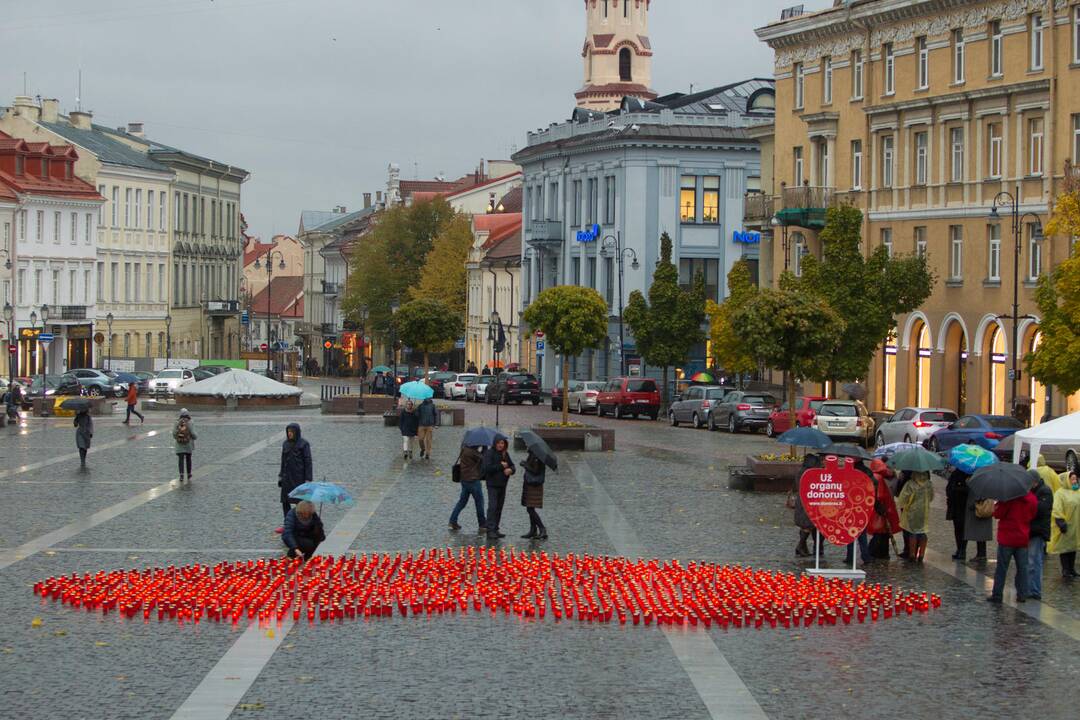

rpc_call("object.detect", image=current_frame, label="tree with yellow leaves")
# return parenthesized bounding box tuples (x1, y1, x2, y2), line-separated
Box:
(1028, 189, 1080, 394)
(410, 213, 474, 318)
(706, 259, 758, 381)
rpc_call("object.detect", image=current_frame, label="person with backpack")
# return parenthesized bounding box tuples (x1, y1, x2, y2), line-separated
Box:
(481, 436, 515, 540)
(449, 444, 486, 532)
(1028, 469, 1055, 600)
(74, 407, 93, 470)
(122, 381, 144, 424)
(417, 397, 437, 460)
(173, 409, 196, 483)
(278, 423, 313, 530)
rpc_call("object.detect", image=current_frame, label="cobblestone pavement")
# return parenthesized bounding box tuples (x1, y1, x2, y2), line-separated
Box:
(1, 393, 1078, 719)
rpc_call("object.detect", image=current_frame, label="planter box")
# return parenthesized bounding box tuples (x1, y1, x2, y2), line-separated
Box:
(515, 425, 614, 452)
(437, 408, 464, 426)
(384, 410, 400, 427)
(322, 395, 363, 415)
(361, 396, 397, 415)
(34, 396, 111, 417)
(728, 456, 803, 493)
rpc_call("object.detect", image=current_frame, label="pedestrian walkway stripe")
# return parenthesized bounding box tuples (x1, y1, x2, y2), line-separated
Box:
(0, 433, 280, 570)
(571, 459, 769, 720)
(169, 472, 399, 720)
(0, 427, 162, 481)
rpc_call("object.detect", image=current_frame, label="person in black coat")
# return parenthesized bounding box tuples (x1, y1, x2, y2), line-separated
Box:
(399, 401, 420, 460)
(282, 501, 326, 560)
(481, 437, 515, 540)
(945, 468, 971, 560)
(278, 422, 313, 523)
(520, 451, 547, 540)
(1028, 470, 1054, 600)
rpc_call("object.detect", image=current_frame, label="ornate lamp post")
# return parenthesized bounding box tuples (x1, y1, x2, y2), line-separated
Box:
(165, 314, 172, 367)
(489, 309, 502, 427)
(358, 305, 369, 396)
(254, 250, 286, 378)
(602, 232, 639, 377)
(390, 300, 400, 397)
(105, 312, 114, 371)
(39, 304, 49, 391)
(769, 214, 792, 272)
(3, 302, 13, 390)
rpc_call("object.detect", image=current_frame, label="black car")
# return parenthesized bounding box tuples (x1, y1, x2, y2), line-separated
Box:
(487, 372, 541, 405)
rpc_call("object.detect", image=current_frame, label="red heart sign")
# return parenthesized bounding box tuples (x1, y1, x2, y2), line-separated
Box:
(799, 455, 875, 546)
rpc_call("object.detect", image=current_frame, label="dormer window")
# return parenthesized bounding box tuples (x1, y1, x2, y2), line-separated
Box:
(64, 162, 72, 180)
(15, 156, 24, 176)
(619, 47, 632, 81)
(40, 159, 48, 179)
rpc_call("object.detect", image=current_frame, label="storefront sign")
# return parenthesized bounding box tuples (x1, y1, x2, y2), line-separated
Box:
(19, 327, 41, 339)
(576, 224, 601, 243)
(799, 455, 875, 546)
(733, 230, 761, 244)
(68, 325, 92, 340)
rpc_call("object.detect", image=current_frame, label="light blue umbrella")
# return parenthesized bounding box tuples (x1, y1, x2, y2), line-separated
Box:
(288, 481, 355, 515)
(399, 381, 434, 400)
(949, 444, 997, 474)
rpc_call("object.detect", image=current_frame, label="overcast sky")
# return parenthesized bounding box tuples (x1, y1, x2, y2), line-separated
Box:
(2, 0, 799, 239)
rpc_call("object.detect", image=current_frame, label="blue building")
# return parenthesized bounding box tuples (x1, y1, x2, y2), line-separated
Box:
(512, 79, 775, 390)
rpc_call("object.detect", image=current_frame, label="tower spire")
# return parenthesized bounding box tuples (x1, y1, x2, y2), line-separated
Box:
(575, 0, 656, 111)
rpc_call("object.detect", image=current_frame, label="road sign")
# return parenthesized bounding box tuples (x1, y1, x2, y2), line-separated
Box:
(536, 340, 546, 351)
(8, 344, 15, 354)
(38, 333, 54, 343)
(323, 341, 333, 350)
(94, 332, 105, 344)
(241, 311, 250, 326)
(535, 331, 545, 339)
(260, 343, 269, 352)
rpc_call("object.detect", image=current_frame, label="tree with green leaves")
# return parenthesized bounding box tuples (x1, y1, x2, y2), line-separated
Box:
(392, 298, 464, 373)
(523, 285, 609, 425)
(1028, 189, 1080, 393)
(706, 259, 757, 384)
(624, 232, 706, 407)
(732, 286, 845, 433)
(797, 205, 934, 389)
(410, 213, 474, 318)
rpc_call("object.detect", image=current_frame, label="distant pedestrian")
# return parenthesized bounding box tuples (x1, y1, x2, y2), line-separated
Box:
(945, 467, 971, 560)
(122, 382, 144, 424)
(481, 366, 491, 377)
(792, 453, 821, 558)
(964, 482, 993, 563)
(173, 409, 196, 483)
(282, 501, 325, 560)
(1028, 469, 1054, 600)
(481, 437, 515, 540)
(398, 401, 419, 460)
(1050, 470, 1080, 579)
(897, 471, 934, 562)
(466, 361, 478, 375)
(988, 488, 1037, 603)
(417, 397, 436, 459)
(520, 451, 547, 540)
(277, 422, 312, 532)
(385, 371, 398, 396)
(74, 407, 93, 470)
(449, 444, 486, 532)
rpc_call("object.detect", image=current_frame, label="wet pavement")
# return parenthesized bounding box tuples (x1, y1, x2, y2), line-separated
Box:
(1, 389, 1078, 719)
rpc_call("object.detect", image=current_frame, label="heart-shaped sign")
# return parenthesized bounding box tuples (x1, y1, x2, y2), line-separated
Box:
(799, 455, 875, 546)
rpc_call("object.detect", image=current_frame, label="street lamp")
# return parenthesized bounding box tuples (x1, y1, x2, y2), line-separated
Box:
(358, 305, 370, 397)
(39, 304, 49, 394)
(254, 250, 286, 378)
(165, 314, 172, 367)
(390, 299, 400, 398)
(489, 309, 502, 427)
(105, 312, 114, 371)
(3, 302, 13, 391)
(602, 232, 640, 377)
(770, 215, 792, 272)
(989, 185, 1043, 423)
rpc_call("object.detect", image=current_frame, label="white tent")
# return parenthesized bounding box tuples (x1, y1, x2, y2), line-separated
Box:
(175, 369, 302, 398)
(1011, 410, 1080, 464)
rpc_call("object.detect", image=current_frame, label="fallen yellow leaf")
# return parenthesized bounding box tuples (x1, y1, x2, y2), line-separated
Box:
(95, 641, 109, 647)
(237, 702, 265, 711)
(52, 630, 67, 637)
(30, 617, 42, 628)
(233, 506, 242, 512)
(44, 551, 56, 556)
(265, 629, 275, 639)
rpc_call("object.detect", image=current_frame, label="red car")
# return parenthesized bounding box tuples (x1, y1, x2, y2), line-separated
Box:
(596, 377, 661, 420)
(765, 396, 826, 438)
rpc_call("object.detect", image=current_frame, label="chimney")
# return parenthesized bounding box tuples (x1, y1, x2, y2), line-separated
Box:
(127, 122, 145, 138)
(12, 96, 40, 121)
(363, 193, 372, 209)
(376, 191, 383, 205)
(40, 98, 59, 123)
(69, 110, 93, 129)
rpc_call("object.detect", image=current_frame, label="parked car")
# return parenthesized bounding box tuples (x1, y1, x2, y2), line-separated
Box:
(815, 400, 874, 447)
(20, 374, 81, 408)
(467, 379, 489, 403)
(924, 414, 1024, 452)
(443, 373, 478, 399)
(487, 372, 541, 405)
(197, 365, 232, 376)
(111, 371, 149, 395)
(153, 367, 196, 395)
(596, 377, 661, 420)
(70, 369, 125, 397)
(993, 433, 1080, 473)
(668, 385, 734, 430)
(550, 380, 571, 411)
(426, 371, 457, 398)
(713, 390, 778, 433)
(875, 406, 958, 446)
(765, 396, 827, 437)
(132, 370, 157, 384)
(567, 380, 605, 414)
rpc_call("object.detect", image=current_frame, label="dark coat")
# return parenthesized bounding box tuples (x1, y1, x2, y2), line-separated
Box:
(282, 508, 325, 553)
(458, 446, 484, 483)
(278, 423, 313, 498)
(964, 493, 993, 542)
(398, 408, 419, 437)
(74, 412, 93, 450)
(521, 453, 545, 509)
(1030, 479, 1055, 542)
(945, 469, 970, 522)
(793, 453, 820, 530)
(417, 399, 437, 427)
(481, 446, 515, 488)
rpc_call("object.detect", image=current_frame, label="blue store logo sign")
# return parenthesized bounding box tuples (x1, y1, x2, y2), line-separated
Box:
(576, 224, 601, 243)
(733, 230, 761, 245)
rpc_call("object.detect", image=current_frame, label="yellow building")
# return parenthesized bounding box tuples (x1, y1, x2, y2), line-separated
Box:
(756, 0, 1080, 422)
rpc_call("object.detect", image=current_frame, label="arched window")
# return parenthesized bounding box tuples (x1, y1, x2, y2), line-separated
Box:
(619, 48, 633, 81)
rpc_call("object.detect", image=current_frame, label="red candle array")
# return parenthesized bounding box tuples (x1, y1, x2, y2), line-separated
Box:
(32, 549, 942, 630)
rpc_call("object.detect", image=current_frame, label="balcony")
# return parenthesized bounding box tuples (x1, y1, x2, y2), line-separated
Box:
(206, 300, 240, 317)
(775, 185, 834, 230)
(528, 219, 564, 244)
(54, 305, 87, 321)
(320, 322, 337, 335)
(742, 193, 774, 224)
(322, 280, 342, 297)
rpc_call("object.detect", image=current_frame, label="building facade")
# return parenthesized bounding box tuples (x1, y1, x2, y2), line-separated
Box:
(466, 210, 523, 370)
(757, 0, 1080, 421)
(513, 80, 775, 390)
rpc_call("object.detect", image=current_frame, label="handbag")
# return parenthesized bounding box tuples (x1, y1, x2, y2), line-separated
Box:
(975, 498, 995, 519)
(452, 463, 461, 483)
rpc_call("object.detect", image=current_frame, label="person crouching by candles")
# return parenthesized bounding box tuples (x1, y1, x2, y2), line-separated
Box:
(282, 501, 325, 561)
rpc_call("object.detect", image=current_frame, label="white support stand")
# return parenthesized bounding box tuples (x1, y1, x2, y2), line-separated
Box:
(804, 530, 866, 580)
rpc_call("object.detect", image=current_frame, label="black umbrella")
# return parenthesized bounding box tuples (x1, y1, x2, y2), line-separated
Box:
(60, 398, 92, 412)
(518, 430, 558, 471)
(822, 443, 873, 461)
(841, 383, 868, 401)
(968, 463, 1032, 502)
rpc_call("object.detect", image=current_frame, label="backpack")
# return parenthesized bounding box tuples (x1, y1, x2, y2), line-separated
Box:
(175, 419, 191, 445)
(975, 498, 995, 519)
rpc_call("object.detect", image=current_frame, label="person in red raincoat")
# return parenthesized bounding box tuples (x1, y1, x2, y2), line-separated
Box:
(867, 459, 902, 559)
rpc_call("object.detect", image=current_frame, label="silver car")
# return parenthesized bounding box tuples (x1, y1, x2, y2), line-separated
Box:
(467, 379, 489, 402)
(443, 373, 479, 400)
(816, 400, 874, 447)
(875, 406, 958, 446)
(567, 380, 605, 414)
(668, 385, 734, 429)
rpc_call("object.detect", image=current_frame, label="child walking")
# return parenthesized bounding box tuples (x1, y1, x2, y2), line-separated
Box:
(898, 470, 934, 562)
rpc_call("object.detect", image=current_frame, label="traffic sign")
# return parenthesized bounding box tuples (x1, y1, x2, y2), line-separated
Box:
(323, 340, 333, 350)
(536, 340, 546, 351)
(38, 333, 54, 343)
(260, 343, 269, 352)
(8, 344, 15, 354)
(535, 331, 545, 339)
(241, 311, 250, 326)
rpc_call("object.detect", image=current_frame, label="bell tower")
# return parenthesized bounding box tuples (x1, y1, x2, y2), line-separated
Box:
(576, 0, 656, 111)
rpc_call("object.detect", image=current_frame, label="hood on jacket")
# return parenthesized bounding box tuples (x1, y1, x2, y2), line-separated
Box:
(1029, 468, 1045, 488)
(179, 408, 191, 418)
(1037, 454, 1048, 467)
(286, 423, 302, 442)
(870, 458, 888, 475)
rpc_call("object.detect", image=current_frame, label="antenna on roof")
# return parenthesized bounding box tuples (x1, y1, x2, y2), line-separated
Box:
(23, 72, 27, 95)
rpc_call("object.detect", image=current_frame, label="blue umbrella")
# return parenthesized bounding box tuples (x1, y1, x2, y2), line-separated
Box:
(949, 444, 997, 474)
(776, 426, 832, 449)
(462, 426, 506, 448)
(288, 482, 355, 515)
(873, 441, 921, 458)
(399, 381, 434, 400)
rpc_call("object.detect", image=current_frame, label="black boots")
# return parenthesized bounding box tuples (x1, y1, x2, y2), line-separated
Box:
(796, 531, 811, 557)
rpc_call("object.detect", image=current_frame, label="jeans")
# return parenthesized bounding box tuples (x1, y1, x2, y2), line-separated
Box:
(124, 404, 144, 423)
(844, 532, 870, 564)
(450, 480, 485, 528)
(177, 452, 192, 477)
(486, 481, 507, 533)
(991, 544, 1029, 600)
(1028, 536, 1046, 597)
